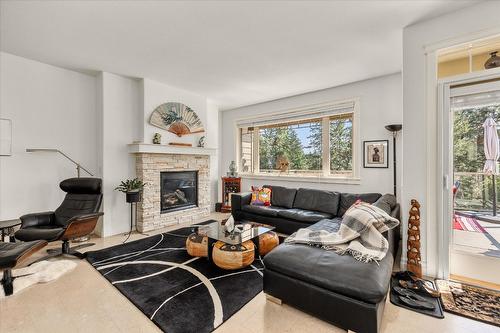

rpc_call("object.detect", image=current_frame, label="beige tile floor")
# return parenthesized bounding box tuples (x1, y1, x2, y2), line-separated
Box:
(1, 213, 498, 333)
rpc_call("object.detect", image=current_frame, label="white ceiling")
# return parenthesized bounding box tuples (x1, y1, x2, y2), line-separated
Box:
(0, 1, 480, 110)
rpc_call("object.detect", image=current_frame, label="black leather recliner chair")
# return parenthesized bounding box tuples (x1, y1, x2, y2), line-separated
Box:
(15, 178, 103, 259)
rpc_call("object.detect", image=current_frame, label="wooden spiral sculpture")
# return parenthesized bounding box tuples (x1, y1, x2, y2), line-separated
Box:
(407, 199, 422, 278)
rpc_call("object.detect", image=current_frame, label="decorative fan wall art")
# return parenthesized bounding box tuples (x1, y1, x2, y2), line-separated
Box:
(149, 102, 205, 137)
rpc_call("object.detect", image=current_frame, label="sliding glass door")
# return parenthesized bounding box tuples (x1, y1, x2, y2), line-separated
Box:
(447, 79, 500, 284)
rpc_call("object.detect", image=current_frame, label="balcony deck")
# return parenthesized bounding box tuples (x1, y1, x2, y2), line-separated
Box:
(453, 211, 500, 259)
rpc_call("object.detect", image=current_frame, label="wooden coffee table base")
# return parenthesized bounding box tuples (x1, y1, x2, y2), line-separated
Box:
(212, 240, 255, 270)
(258, 231, 279, 256)
(186, 233, 208, 257)
(187, 222, 279, 270)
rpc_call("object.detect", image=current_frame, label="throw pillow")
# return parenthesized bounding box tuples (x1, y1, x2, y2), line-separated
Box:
(372, 194, 397, 215)
(250, 186, 272, 206)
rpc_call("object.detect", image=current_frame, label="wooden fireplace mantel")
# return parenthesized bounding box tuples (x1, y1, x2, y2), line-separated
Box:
(128, 143, 217, 156)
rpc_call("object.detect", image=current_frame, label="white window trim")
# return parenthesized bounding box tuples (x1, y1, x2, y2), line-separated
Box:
(234, 98, 361, 183)
(240, 173, 361, 185)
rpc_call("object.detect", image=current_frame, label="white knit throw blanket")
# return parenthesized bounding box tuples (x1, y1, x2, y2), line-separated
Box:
(285, 202, 399, 263)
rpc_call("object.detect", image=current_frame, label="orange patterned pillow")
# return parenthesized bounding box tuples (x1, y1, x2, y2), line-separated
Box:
(250, 186, 272, 206)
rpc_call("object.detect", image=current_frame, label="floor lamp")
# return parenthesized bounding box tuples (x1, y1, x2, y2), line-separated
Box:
(385, 124, 402, 197)
(26, 148, 94, 242)
(26, 148, 93, 177)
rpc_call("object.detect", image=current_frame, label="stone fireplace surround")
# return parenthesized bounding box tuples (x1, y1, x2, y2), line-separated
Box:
(133, 146, 213, 232)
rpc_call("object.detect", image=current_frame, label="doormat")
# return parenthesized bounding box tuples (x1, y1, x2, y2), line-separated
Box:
(436, 279, 500, 327)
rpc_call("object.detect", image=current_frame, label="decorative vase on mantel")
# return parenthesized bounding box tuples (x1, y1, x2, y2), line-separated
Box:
(484, 51, 500, 69)
(153, 133, 162, 144)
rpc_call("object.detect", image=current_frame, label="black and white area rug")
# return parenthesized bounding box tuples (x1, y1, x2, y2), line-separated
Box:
(86, 221, 264, 333)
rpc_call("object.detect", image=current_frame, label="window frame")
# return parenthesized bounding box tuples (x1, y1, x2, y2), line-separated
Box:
(235, 98, 360, 183)
(258, 118, 324, 174)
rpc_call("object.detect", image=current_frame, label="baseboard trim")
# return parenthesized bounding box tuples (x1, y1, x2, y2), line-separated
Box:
(265, 293, 282, 305)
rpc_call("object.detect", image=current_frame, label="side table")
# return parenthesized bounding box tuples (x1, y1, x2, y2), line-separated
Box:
(0, 219, 21, 242)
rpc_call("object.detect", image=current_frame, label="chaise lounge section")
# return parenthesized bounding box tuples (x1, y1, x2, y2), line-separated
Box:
(264, 218, 396, 333)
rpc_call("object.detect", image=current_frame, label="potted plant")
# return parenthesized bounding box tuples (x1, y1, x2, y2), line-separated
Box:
(115, 178, 147, 203)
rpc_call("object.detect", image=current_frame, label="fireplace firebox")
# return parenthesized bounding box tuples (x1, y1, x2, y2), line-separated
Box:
(160, 171, 198, 213)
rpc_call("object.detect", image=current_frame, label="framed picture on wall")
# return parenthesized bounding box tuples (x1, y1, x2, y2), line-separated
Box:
(363, 140, 388, 168)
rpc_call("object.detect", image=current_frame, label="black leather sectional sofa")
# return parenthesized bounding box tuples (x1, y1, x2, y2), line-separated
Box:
(231, 185, 400, 333)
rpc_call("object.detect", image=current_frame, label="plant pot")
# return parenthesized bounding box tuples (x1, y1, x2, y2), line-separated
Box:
(126, 191, 142, 203)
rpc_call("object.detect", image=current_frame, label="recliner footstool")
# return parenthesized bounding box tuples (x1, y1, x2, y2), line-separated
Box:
(0, 240, 47, 296)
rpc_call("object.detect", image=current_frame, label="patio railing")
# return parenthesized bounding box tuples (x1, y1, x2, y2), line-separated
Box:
(454, 171, 499, 214)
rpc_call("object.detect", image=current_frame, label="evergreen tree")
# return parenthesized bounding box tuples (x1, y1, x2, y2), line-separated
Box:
(307, 118, 352, 172)
(453, 105, 500, 210)
(329, 118, 352, 171)
(259, 126, 307, 170)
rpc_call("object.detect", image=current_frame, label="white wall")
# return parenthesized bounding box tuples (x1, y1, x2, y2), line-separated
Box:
(220, 73, 402, 197)
(142, 78, 209, 147)
(97, 72, 141, 237)
(141, 78, 219, 211)
(0, 53, 218, 236)
(402, 1, 500, 277)
(206, 100, 220, 206)
(0, 52, 98, 219)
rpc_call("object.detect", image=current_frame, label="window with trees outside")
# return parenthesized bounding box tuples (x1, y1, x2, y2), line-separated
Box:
(238, 101, 357, 179)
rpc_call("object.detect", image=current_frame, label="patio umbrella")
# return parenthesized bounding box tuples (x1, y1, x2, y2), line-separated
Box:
(483, 116, 499, 216)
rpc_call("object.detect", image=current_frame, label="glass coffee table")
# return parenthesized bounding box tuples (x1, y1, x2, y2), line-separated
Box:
(188, 221, 278, 270)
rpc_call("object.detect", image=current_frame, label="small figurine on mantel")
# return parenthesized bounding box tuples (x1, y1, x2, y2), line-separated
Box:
(153, 133, 162, 144)
(197, 136, 206, 148)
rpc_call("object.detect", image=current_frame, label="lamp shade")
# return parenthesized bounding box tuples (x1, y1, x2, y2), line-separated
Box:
(385, 124, 402, 132)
